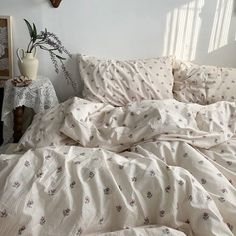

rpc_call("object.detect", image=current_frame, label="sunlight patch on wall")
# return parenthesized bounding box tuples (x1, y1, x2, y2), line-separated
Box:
(162, 0, 204, 61)
(208, 0, 233, 53)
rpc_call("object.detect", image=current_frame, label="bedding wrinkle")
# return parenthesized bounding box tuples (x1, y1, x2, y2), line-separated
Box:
(1, 97, 236, 235)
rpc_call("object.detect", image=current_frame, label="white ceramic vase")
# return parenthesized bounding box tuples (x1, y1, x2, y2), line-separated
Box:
(17, 48, 39, 80)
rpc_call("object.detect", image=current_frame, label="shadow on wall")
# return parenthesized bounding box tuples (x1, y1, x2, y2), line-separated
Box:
(162, 0, 236, 67)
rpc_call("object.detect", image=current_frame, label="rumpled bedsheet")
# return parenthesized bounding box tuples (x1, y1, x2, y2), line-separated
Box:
(0, 97, 235, 236)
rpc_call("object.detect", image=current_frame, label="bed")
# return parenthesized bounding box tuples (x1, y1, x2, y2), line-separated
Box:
(0, 55, 235, 236)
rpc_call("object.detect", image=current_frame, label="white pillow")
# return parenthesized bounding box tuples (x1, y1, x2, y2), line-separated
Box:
(173, 60, 236, 104)
(78, 54, 175, 106)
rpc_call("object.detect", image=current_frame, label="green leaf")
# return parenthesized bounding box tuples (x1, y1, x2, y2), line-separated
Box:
(32, 23, 37, 42)
(42, 28, 47, 40)
(56, 55, 66, 60)
(24, 19, 34, 38)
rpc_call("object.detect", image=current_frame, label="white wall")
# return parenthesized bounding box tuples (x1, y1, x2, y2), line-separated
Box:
(1, 0, 236, 101)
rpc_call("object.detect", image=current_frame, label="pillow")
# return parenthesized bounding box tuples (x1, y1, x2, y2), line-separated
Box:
(173, 60, 236, 104)
(78, 54, 175, 106)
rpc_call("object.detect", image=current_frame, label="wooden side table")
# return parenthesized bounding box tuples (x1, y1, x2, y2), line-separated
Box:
(1, 76, 59, 143)
(13, 106, 25, 143)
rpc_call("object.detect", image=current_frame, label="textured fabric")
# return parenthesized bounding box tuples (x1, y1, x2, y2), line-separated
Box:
(1, 76, 59, 143)
(19, 97, 236, 151)
(78, 55, 174, 106)
(1, 97, 236, 235)
(173, 60, 236, 104)
(0, 144, 235, 236)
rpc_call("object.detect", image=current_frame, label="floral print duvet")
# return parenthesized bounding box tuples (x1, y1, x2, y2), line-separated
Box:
(0, 97, 235, 236)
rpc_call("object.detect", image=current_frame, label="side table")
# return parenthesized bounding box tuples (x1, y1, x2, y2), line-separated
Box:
(1, 76, 59, 143)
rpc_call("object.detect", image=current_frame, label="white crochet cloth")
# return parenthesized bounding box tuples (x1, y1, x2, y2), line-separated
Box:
(1, 76, 59, 143)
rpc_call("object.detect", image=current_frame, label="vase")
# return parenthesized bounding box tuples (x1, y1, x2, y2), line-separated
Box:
(17, 48, 39, 80)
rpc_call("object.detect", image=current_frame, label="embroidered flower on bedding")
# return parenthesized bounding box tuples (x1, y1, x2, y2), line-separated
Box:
(78, 54, 175, 106)
(173, 59, 236, 104)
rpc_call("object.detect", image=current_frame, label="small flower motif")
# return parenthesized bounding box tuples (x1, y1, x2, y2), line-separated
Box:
(104, 187, 111, 195)
(48, 189, 56, 196)
(131, 177, 137, 182)
(63, 208, 70, 216)
(217, 173, 222, 177)
(162, 228, 170, 234)
(26, 200, 34, 208)
(74, 161, 81, 165)
(24, 161, 30, 167)
(85, 196, 90, 204)
(89, 171, 95, 179)
(0, 209, 7, 217)
(57, 166, 62, 174)
(203, 212, 209, 220)
(226, 161, 232, 166)
(18, 226, 26, 235)
(198, 160, 204, 165)
(183, 153, 188, 158)
(144, 217, 149, 225)
(128, 134, 133, 139)
(178, 180, 184, 186)
(89, 136, 94, 141)
(221, 188, 228, 194)
(165, 185, 171, 193)
(201, 178, 207, 185)
(70, 181, 76, 189)
(36, 172, 43, 178)
(150, 170, 155, 176)
(76, 228, 83, 236)
(45, 155, 51, 160)
(40, 216, 46, 225)
(12, 181, 21, 188)
(118, 165, 124, 170)
(147, 191, 152, 199)
(188, 195, 193, 201)
(227, 223, 233, 232)
(116, 205, 122, 212)
(159, 210, 165, 217)
(218, 197, 225, 203)
(206, 195, 212, 201)
(185, 219, 190, 224)
(99, 218, 104, 224)
(130, 199, 135, 207)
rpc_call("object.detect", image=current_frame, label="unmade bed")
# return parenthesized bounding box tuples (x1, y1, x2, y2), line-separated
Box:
(0, 55, 235, 236)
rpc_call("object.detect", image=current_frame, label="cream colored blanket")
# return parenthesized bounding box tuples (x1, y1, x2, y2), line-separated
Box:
(0, 97, 235, 236)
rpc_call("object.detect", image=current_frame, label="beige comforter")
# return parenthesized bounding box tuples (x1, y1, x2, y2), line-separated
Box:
(0, 97, 235, 236)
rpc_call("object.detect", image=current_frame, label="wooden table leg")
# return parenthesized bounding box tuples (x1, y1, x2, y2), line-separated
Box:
(13, 106, 24, 143)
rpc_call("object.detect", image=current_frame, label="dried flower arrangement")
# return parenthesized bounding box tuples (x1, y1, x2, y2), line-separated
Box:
(23, 19, 73, 85)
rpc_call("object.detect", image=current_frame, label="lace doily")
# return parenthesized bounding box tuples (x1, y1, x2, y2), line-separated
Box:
(1, 76, 59, 143)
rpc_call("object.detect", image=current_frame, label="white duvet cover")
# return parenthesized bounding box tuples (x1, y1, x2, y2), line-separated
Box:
(0, 98, 236, 236)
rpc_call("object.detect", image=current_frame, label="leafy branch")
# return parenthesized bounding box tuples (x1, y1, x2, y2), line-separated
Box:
(24, 19, 73, 86)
